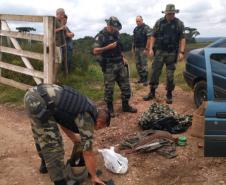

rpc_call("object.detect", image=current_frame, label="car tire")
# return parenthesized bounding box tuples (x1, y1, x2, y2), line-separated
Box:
(194, 81, 207, 107)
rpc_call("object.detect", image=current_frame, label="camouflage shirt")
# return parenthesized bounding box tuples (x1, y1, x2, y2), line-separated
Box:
(152, 17, 185, 51)
(26, 84, 95, 152)
(93, 28, 123, 59)
(55, 19, 66, 47)
(152, 17, 185, 39)
(133, 23, 152, 48)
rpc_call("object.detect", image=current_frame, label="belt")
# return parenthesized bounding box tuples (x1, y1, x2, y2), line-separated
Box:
(103, 57, 123, 63)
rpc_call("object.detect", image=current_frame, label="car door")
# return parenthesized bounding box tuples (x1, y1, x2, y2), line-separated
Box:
(211, 41, 226, 98)
(204, 48, 226, 157)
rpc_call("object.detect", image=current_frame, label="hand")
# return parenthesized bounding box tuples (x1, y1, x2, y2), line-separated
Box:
(69, 32, 74, 38)
(106, 42, 117, 50)
(178, 53, 184, 61)
(91, 176, 106, 185)
(123, 57, 128, 65)
(149, 48, 154, 57)
(143, 48, 149, 56)
(93, 48, 103, 55)
(61, 25, 66, 31)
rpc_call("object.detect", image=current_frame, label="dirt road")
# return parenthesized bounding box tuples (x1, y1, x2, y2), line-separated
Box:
(0, 85, 226, 185)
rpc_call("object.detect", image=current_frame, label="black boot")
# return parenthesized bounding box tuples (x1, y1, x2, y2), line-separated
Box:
(143, 88, 155, 101)
(107, 102, 115, 117)
(136, 79, 143, 84)
(39, 159, 48, 174)
(142, 76, 148, 86)
(54, 179, 80, 185)
(122, 101, 137, 113)
(166, 91, 173, 104)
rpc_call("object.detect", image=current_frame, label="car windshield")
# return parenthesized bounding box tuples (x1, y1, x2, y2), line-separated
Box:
(207, 38, 226, 48)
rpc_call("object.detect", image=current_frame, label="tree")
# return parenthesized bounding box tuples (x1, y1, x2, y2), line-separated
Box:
(184, 27, 200, 43)
(16, 27, 36, 32)
(119, 33, 133, 51)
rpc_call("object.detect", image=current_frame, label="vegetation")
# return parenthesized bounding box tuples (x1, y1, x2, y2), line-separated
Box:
(184, 27, 200, 43)
(0, 34, 210, 104)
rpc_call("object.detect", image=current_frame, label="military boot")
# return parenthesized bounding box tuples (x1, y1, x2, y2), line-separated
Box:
(107, 102, 115, 117)
(142, 76, 148, 86)
(136, 79, 143, 84)
(122, 101, 137, 113)
(143, 88, 155, 101)
(166, 91, 173, 104)
(54, 179, 80, 185)
(39, 159, 48, 174)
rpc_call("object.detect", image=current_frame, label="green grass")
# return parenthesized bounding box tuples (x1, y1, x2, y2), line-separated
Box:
(60, 64, 104, 100)
(0, 42, 208, 104)
(0, 84, 25, 104)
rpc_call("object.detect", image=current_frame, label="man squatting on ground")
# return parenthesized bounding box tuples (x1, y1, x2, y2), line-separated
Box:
(24, 84, 111, 185)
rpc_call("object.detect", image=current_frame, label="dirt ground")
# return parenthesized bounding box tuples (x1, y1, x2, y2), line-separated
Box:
(1, 84, 226, 185)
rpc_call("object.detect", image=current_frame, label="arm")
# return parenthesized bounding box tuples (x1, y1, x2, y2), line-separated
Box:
(144, 36, 151, 55)
(66, 31, 74, 38)
(148, 36, 156, 57)
(93, 42, 117, 55)
(178, 21, 186, 61)
(76, 113, 105, 185)
(60, 125, 80, 143)
(65, 27, 74, 38)
(83, 151, 105, 185)
(55, 26, 65, 32)
(178, 38, 186, 61)
(144, 25, 152, 55)
(179, 38, 186, 53)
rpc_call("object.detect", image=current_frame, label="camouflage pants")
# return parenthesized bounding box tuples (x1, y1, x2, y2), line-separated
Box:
(104, 62, 131, 103)
(31, 118, 65, 182)
(150, 50, 177, 91)
(135, 47, 148, 80)
(31, 112, 92, 182)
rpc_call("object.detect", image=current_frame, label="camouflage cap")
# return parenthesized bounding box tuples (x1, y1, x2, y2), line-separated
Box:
(105, 16, 122, 31)
(24, 91, 46, 115)
(162, 4, 179, 14)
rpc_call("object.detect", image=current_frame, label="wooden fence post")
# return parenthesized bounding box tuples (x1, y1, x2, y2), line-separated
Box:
(0, 20, 2, 77)
(43, 16, 55, 84)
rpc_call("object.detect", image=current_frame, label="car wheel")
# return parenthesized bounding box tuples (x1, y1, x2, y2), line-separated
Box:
(194, 81, 207, 107)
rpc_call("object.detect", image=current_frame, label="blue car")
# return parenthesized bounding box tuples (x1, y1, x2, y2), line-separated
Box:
(204, 48, 226, 157)
(183, 38, 226, 107)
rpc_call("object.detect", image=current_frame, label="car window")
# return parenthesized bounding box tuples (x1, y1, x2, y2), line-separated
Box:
(211, 54, 226, 64)
(218, 42, 226, 48)
(210, 53, 226, 100)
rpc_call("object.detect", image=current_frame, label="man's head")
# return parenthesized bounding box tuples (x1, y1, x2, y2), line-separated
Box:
(136, 16, 144, 26)
(56, 8, 65, 20)
(95, 108, 111, 130)
(105, 16, 122, 32)
(162, 4, 179, 21)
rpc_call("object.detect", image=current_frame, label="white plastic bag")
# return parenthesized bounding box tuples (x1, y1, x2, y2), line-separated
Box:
(98, 147, 128, 174)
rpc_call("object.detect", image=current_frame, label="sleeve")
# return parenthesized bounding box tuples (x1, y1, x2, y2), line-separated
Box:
(75, 112, 95, 152)
(178, 21, 185, 39)
(152, 20, 160, 37)
(145, 25, 152, 37)
(92, 33, 104, 49)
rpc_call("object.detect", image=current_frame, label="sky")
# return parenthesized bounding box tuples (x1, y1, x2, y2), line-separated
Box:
(0, 0, 225, 39)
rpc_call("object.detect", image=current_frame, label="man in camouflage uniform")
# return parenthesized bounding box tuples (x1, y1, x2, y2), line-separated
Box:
(24, 84, 111, 185)
(133, 16, 152, 86)
(143, 4, 186, 104)
(93, 16, 137, 117)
